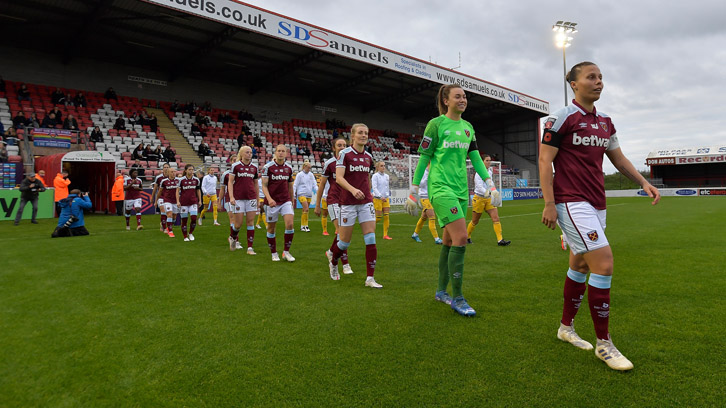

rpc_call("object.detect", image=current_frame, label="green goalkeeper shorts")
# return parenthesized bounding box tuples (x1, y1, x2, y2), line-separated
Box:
(430, 195, 468, 228)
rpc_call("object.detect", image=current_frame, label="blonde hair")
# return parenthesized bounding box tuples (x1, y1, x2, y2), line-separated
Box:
(237, 145, 251, 161)
(436, 84, 463, 115)
(349, 123, 368, 145)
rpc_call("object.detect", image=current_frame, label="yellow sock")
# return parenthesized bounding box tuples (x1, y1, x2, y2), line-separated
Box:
(376, 215, 381, 226)
(467, 221, 476, 238)
(302, 212, 308, 227)
(256, 213, 262, 226)
(428, 218, 439, 239)
(263, 217, 268, 228)
(414, 216, 425, 234)
(493, 222, 503, 241)
(383, 214, 390, 236)
(199, 207, 207, 219)
(212, 205, 218, 222)
(321, 217, 328, 233)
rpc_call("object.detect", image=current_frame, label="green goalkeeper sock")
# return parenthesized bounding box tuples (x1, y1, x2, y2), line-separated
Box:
(438, 245, 451, 292)
(448, 245, 466, 298)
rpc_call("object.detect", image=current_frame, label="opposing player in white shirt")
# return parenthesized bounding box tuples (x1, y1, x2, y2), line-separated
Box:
(467, 153, 510, 246)
(371, 161, 392, 239)
(199, 167, 221, 226)
(411, 166, 442, 244)
(293, 160, 317, 232)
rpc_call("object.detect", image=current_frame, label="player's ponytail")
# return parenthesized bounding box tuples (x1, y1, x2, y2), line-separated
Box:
(437, 84, 461, 115)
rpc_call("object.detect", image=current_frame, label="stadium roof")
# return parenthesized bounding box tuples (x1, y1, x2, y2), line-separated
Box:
(2, 0, 548, 125)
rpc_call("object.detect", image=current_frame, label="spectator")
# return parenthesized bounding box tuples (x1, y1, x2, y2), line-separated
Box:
(299, 130, 308, 140)
(52, 189, 92, 237)
(48, 106, 63, 123)
(63, 93, 74, 107)
(198, 142, 211, 157)
(41, 113, 59, 128)
(201, 101, 212, 112)
(0, 143, 8, 163)
(13, 112, 28, 129)
(218, 111, 231, 123)
(51, 87, 64, 104)
(35, 170, 47, 187)
(143, 144, 152, 161)
(130, 159, 146, 178)
(393, 140, 403, 150)
(148, 113, 158, 133)
(104, 87, 117, 101)
(0, 122, 4, 142)
(17, 84, 31, 101)
(251, 146, 257, 158)
(4, 128, 18, 145)
(54, 171, 71, 216)
(74, 92, 87, 107)
(128, 111, 141, 127)
(0, 76, 5, 92)
(170, 100, 180, 112)
(149, 146, 162, 163)
(29, 113, 40, 128)
(14, 172, 46, 225)
(111, 172, 125, 216)
(237, 131, 246, 149)
(253, 134, 262, 148)
(63, 114, 79, 131)
(113, 115, 126, 131)
(90, 126, 103, 143)
(162, 146, 176, 163)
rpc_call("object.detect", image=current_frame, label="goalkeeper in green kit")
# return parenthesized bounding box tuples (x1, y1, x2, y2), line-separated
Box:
(407, 84, 501, 317)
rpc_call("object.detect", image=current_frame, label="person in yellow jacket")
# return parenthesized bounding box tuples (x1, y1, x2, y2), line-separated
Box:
(53, 171, 71, 216)
(111, 172, 125, 216)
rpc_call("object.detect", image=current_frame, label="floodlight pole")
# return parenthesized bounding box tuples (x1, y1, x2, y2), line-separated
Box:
(562, 46, 568, 106)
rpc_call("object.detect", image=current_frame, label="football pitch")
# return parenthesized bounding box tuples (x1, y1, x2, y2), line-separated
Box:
(1, 197, 724, 407)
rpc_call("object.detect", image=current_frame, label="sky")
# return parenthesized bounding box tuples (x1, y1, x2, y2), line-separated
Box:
(242, 0, 726, 174)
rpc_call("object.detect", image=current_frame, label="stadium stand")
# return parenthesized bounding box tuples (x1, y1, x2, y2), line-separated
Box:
(1, 79, 433, 184)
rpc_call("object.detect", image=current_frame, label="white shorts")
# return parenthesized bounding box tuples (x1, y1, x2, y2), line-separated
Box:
(339, 202, 375, 227)
(124, 198, 142, 210)
(232, 199, 257, 214)
(328, 203, 341, 222)
(556, 201, 609, 255)
(179, 204, 198, 216)
(157, 198, 164, 207)
(224, 201, 231, 213)
(266, 201, 294, 223)
(163, 202, 179, 214)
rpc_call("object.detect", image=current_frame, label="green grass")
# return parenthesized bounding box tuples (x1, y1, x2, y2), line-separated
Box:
(1, 197, 725, 407)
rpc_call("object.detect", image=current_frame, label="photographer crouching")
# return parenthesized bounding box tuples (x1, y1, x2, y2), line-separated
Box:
(52, 189, 92, 238)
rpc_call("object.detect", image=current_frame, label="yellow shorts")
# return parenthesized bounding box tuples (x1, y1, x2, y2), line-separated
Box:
(321, 198, 328, 210)
(373, 197, 390, 211)
(298, 196, 312, 205)
(421, 198, 433, 210)
(202, 194, 218, 206)
(472, 195, 495, 213)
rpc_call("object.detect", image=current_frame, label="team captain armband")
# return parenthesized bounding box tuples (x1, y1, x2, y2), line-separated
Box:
(542, 129, 563, 147)
(606, 134, 620, 151)
(467, 138, 479, 153)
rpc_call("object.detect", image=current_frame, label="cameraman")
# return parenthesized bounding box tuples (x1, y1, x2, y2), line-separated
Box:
(52, 189, 92, 238)
(14, 172, 46, 225)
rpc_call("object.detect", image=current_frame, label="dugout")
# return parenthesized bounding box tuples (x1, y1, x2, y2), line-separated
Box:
(0, 0, 548, 179)
(35, 151, 117, 213)
(646, 145, 726, 188)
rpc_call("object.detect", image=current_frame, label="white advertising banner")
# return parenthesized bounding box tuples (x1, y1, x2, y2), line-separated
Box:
(144, 0, 549, 114)
(646, 145, 726, 166)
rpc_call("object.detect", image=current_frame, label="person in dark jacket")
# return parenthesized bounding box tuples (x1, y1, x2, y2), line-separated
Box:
(52, 189, 92, 237)
(14, 173, 46, 225)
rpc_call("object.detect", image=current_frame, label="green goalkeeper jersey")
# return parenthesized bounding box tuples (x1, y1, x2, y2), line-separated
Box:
(418, 115, 478, 200)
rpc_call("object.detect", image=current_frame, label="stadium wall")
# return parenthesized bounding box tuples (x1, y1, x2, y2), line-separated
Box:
(0, 45, 422, 134)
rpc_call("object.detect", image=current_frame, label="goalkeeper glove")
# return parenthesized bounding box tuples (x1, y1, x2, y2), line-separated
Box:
(405, 186, 421, 216)
(485, 178, 502, 206)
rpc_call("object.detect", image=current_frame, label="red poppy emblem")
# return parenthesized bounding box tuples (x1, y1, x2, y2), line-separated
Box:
(543, 132, 552, 142)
